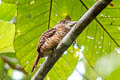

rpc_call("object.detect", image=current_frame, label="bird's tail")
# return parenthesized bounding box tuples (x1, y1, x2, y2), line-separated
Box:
(31, 54, 41, 72)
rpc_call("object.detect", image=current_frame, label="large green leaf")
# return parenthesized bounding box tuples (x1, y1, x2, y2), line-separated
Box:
(3, 0, 31, 4)
(0, 21, 15, 57)
(14, 0, 52, 73)
(3, 0, 120, 79)
(8, 0, 82, 76)
(0, 1, 16, 21)
(77, 0, 120, 67)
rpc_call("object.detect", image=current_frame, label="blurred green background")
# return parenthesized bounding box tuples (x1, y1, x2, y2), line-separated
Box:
(0, 0, 120, 80)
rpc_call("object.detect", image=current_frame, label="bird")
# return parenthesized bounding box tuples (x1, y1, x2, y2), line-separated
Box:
(31, 15, 77, 72)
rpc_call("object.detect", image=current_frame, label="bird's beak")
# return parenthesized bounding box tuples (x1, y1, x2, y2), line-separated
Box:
(69, 21, 77, 27)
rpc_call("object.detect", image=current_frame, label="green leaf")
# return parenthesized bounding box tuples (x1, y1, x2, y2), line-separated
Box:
(95, 54, 120, 80)
(0, 21, 15, 56)
(0, 1, 16, 21)
(77, 0, 120, 67)
(14, 0, 51, 73)
(2, 0, 30, 4)
(13, 0, 82, 74)
(2, 0, 18, 3)
(84, 60, 98, 80)
(46, 46, 78, 80)
(107, 68, 120, 80)
(5, 0, 119, 79)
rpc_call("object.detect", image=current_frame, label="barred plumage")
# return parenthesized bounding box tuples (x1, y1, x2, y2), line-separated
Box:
(31, 15, 76, 72)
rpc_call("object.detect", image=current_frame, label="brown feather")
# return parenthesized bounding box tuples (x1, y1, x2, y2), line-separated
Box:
(31, 15, 72, 72)
(31, 28, 56, 72)
(37, 28, 56, 54)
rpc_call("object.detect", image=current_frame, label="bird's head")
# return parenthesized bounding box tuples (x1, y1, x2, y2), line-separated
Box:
(58, 15, 77, 29)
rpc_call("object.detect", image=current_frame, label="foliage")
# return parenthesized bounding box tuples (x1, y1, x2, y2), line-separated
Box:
(0, 0, 120, 80)
(95, 54, 120, 80)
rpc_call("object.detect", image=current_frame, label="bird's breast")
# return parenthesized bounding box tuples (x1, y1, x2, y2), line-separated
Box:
(39, 28, 69, 57)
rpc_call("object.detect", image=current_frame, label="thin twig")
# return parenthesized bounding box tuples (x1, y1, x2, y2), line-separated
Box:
(1, 56, 28, 75)
(32, 0, 112, 80)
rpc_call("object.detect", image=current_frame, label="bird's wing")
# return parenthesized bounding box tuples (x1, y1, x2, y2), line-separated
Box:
(37, 28, 57, 53)
(31, 28, 57, 72)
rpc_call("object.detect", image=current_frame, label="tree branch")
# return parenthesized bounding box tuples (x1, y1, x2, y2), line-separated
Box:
(1, 56, 28, 75)
(32, 0, 112, 79)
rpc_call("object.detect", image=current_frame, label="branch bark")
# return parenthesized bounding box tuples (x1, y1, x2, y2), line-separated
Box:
(32, 0, 112, 79)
